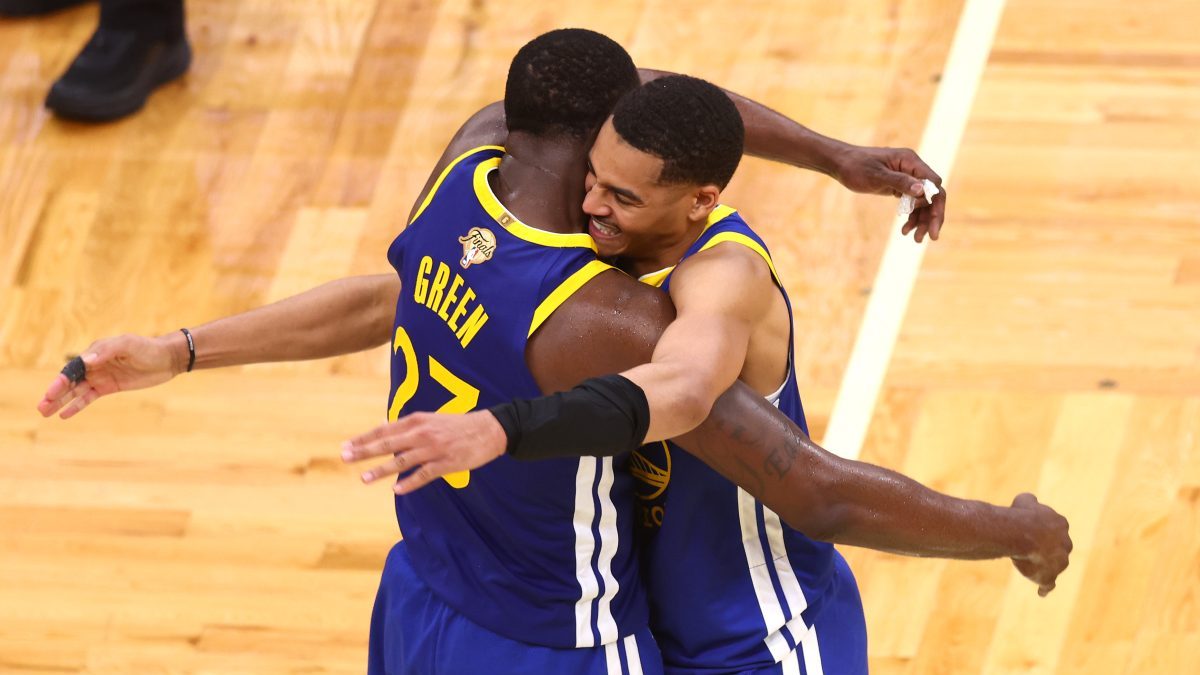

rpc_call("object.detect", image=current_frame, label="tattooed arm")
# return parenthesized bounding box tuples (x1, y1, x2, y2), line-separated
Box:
(344, 272, 1071, 594)
(677, 386, 1069, 595)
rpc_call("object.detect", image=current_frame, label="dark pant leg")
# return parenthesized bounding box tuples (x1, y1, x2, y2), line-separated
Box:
(99, 0, 185, 41)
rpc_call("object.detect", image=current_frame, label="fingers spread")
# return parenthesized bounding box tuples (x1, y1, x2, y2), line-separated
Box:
(914, 207, 933, 243)
(344, 422, 393, 451)
(928, 188, 947, 241)
(59, 384, 98, 420)
(343, 418, 421, 461)
(43, 373, 72, 404)
(360, 444, 441, 484)
(394, 464, 440, 495)
(38, 377, 74, 417)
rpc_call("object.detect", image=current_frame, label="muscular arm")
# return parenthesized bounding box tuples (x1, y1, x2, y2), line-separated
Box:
(640, 67, 947, 240)
(345, 261, 1070, 591)
(524, 273, 1067, 568)
(405, 102, 508, 224)
(638, 68, 846, 177)
(675, 388, 1034, 559)
(40, 100, 514, 419)
(443, 80, 946, 241)
(38, 274, 399, 418)
(178, 274, 398, 371)
(623, 246, 775, 441)
(185, 102, 514, 368)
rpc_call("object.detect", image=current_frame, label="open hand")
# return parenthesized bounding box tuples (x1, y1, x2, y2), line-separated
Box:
(341, 410, 508, 494)
(37, 333, 181, 419)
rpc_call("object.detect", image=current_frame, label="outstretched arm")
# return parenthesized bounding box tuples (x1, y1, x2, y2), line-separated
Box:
(622, 245, 775, 441)
(444, 72, 950, 243)
(342, 272, 1071, 595)
(676, 386, 1068, 585)
(37, 274, 399, 419)
(640, 67, 948, 241)
(639, 68, 947, 242)
(37, 100, 514, 421)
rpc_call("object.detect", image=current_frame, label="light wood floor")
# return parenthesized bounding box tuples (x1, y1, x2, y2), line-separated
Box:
(2, 0, 1197, 672)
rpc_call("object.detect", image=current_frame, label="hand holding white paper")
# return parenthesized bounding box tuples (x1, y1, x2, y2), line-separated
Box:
(897, 179, 940, 217)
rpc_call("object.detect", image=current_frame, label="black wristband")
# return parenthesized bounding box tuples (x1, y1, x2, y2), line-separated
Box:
(180, 328, 195, 373)
(489, 374, 651, 461)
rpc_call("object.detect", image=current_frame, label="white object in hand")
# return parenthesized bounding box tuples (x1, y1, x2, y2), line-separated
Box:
(897, 179, 940, 217)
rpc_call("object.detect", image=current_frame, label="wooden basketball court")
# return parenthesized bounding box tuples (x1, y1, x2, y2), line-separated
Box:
(1, 0, 1197, 672)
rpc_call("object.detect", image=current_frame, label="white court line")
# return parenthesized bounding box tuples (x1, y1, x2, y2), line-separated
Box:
(821, 0, 1008, 459)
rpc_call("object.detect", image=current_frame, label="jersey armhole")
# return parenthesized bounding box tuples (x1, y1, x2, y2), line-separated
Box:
(408, 145, 505, 225)
(527, 260, 615, 338)
(697, 232, 782, 286)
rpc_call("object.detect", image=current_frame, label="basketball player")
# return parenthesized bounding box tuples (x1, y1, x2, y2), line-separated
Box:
(341, 76, 1072, 674)
(37, 29, 1059, 675)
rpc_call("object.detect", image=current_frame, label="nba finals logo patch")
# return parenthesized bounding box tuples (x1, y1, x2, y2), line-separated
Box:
(458, 227, 497, 269)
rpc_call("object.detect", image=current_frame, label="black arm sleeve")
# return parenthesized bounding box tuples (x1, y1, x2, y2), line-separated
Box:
(488, 374, 650, 460)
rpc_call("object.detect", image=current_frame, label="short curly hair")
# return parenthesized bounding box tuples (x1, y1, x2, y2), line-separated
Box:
(611, 75, 744, 188)
(505, 29, 640, 140)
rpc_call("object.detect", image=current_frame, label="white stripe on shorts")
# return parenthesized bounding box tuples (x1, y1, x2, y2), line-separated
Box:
(779, 648, 802, 675)
(604, 641, 622, 675)
(574, 458, 600, 647)
(624, 634, 644, 675)
(594, 457, 620, 645)
(764, 506, 809, 618)
(738, 486, 789, 662)
(801, 624, 825, 675)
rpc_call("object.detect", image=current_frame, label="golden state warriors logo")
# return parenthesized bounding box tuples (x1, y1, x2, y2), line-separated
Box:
(458, 227, 497, 269)
(631, 442, 671, 500)
(632, 442, 671, 529)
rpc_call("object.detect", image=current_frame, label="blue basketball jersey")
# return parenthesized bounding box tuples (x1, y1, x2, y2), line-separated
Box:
(634, 207, 860, 674)
(385, 146, 648, 650)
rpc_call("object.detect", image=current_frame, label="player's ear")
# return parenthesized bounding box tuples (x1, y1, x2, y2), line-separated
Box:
(688, 185, 721, 223)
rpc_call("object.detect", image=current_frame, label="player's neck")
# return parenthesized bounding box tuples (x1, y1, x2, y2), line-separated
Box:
(621, 220, 708, 278)
(490, 133, 590, 235)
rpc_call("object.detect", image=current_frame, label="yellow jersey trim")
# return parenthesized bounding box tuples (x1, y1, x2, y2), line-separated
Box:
(637, 205, 742, 288)
(528, 260, 614, 337)
(639, 267, 673, 288)
(705, 205, 738, 230)
(698, 231, 781, 284)
(473, 158, 598, 251)
(409, 145, 505, 225)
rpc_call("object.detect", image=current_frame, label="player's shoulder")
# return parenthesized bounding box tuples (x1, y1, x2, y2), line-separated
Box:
(674, 236, 774, 291)
(567, 267, 674, 326)
(532, 266, 673, 354)
(526, 267, 674, 392)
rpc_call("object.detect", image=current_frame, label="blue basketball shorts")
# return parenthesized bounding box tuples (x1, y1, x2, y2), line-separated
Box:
(368, 540, 663, 675)
(739, 552, 868, 675)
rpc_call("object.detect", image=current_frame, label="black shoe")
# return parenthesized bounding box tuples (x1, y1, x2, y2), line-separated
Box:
(45, 27, 191, 123)
(0, 0, 90, 16)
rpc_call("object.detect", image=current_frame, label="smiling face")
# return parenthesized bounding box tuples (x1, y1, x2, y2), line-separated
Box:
(583, 118, 720, 266)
